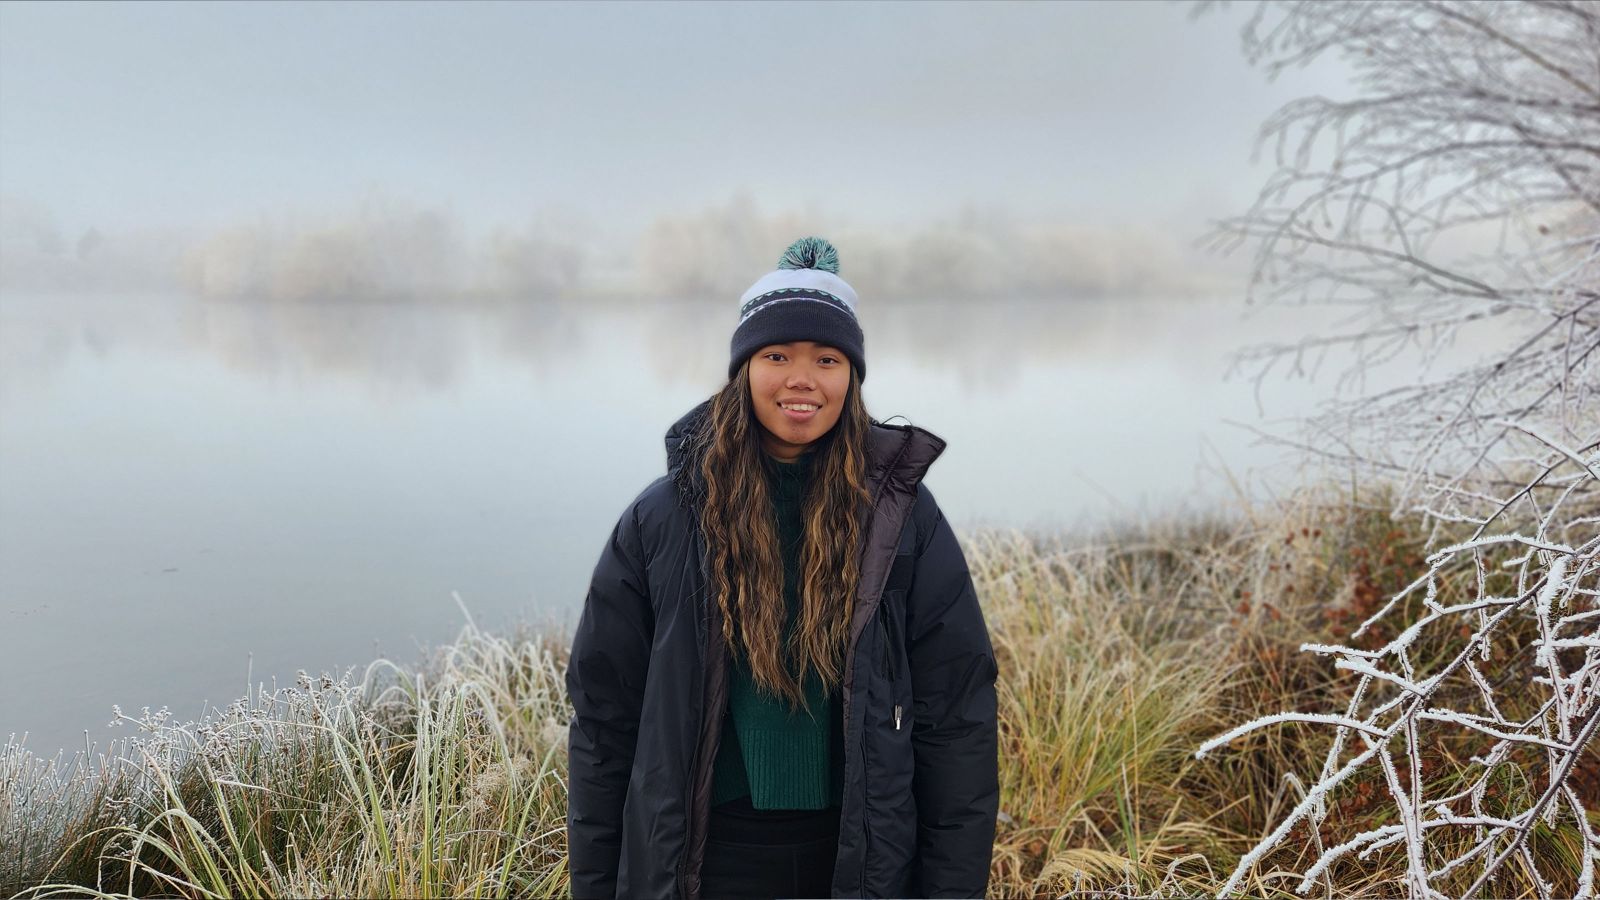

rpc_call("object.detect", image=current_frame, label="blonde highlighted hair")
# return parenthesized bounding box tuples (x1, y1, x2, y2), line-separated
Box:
(694, 361, 873, 713)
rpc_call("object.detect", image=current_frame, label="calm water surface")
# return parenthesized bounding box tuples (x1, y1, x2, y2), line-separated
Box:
(0, 290, 1495, 758)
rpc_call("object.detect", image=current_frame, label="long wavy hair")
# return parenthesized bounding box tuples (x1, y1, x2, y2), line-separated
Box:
(694, 360, 874, 714)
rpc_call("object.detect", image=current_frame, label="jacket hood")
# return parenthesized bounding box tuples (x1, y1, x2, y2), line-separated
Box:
(664, 398, 946, 509)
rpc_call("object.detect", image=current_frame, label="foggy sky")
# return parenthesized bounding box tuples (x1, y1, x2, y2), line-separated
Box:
(0, 0, 1353, 244)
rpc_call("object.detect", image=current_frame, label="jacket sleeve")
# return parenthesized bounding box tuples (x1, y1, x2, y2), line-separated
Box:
(905, 489, 999, 899)
(565, 502, 654, 900)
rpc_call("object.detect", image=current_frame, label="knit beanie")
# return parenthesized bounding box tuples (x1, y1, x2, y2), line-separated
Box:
(729, 237, 866, 383)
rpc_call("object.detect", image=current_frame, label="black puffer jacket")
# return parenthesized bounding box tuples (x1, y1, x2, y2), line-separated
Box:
(566, 400, 999, 899)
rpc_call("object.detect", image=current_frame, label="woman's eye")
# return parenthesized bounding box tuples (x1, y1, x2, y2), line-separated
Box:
(764, 353, 786, 362)
(820, 356, 839, 365)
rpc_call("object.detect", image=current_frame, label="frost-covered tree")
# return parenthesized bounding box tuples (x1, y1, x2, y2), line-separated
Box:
(1194, 1, 1600, 897)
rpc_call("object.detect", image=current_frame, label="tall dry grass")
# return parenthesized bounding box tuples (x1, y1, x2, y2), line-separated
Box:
(2, 481, 1588, 898)
(3, 612, 572, 899)
(976, 476, 1591, 899)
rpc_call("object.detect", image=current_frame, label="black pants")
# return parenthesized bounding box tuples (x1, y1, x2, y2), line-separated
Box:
(701, 797, 840, 899)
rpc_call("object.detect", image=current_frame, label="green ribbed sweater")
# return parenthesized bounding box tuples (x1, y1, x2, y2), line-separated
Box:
(709, 450, 843, 810)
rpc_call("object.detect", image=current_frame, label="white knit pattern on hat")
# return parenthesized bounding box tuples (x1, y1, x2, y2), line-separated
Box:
(737, 268, 859, 324)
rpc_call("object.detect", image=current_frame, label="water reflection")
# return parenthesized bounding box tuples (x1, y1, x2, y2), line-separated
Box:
(2, 290, 1285, 396)
(0, 288, 1504, 762)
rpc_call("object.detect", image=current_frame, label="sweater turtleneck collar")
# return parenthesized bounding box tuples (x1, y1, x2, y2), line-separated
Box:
(765, 449, 812, 500)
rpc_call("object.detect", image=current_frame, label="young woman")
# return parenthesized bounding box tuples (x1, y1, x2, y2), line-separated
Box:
(566, 238, 998, 900)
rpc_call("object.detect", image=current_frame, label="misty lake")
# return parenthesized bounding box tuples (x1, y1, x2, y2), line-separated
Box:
(0, 290, 1495, 759)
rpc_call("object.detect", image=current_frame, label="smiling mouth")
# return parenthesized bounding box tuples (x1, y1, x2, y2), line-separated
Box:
(778, 401, 821, 422)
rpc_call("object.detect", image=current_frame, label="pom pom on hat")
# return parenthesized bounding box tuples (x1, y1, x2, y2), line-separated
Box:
(729, 236, 866, 382)
(777, 236, 840, 274)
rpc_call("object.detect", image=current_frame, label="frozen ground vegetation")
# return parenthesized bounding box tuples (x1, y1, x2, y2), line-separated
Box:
(1195, 1, 1599, 897)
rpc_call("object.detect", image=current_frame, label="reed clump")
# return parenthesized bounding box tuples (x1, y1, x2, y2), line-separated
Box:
(978, 478, 1589, 899)
(3, 621, 572, 899)
(2, 481, 1587, 898)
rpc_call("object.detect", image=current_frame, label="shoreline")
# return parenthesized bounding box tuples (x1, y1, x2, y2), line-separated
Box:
(4, 479, 1590, 898)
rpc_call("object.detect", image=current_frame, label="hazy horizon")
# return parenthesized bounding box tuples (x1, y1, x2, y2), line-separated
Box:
(1, 1, 1354, 303)
(1, 0, 1387, 761)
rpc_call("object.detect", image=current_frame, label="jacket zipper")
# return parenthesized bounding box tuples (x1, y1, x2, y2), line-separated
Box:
(677, 695, 702, 896)
(879, 603, 902, 730)
(852, 431, 916, 897)
(859, 698, 874, 897)
(677, 686, 703, 899)
(677, 529, 712, 900)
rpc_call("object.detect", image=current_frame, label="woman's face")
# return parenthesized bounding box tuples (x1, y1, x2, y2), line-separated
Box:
(748, 341, 851, 461)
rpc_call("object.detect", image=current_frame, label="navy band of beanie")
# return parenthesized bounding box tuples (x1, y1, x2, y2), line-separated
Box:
(728, 237, 866, 383)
